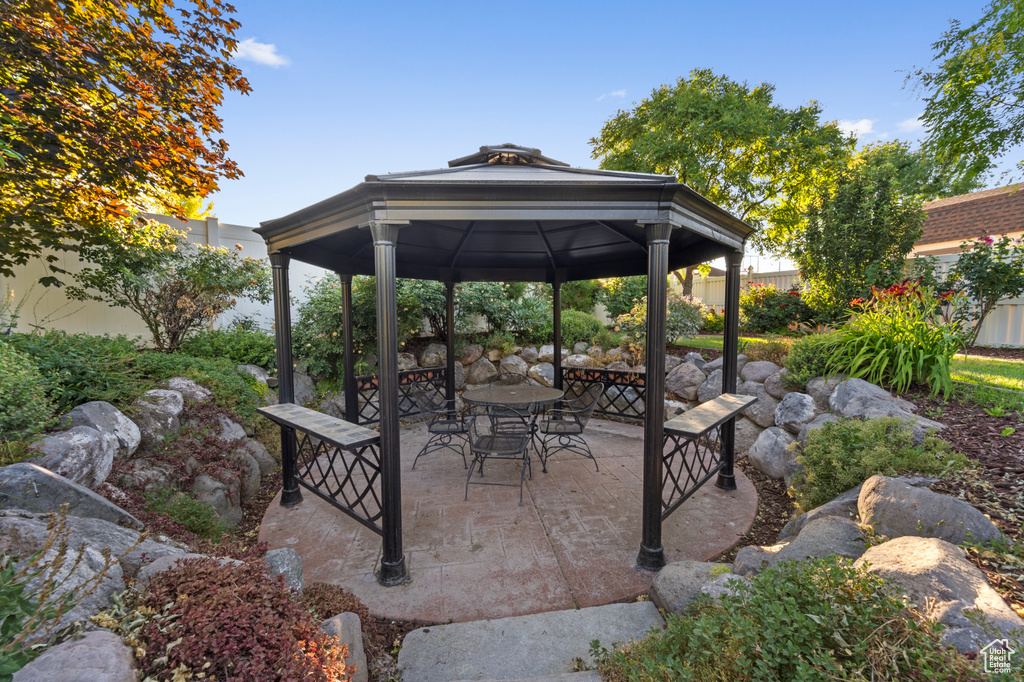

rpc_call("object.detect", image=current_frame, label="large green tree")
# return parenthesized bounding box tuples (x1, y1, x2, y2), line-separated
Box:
(855, 141, 983, 200)
(0, 0, 250, 284)
(913, 0, 1024, 182)
(589, 69, 854, 256)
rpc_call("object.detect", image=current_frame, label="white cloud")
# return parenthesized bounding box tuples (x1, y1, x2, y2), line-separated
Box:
(898, 116, 924, 132)
(234, 38, 289, 67)
(597, 89, 626, 101)
(837, 118, 875, 138)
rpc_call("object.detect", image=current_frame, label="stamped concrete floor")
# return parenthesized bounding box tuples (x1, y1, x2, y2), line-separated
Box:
(259, 418, 757, 624)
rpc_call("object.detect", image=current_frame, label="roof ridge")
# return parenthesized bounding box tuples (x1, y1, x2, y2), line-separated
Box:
(923, 183, 1024, 210)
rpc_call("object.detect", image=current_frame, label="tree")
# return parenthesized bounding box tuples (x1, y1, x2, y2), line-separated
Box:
(0, 0, 250, 283)
(855, 141, 983, 200)
(945, 235, 1024, 344)
(69, 238, 271, 352)
(913, 0, 1024, 183)
(793, 156, 926, 316)
(589, 69, 854, 256)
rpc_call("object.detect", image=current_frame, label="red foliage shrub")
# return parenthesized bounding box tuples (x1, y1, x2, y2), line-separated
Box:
(136, 557, 352, 681)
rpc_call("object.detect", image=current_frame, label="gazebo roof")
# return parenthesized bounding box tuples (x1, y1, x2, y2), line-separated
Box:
(256, 144, 753, 282)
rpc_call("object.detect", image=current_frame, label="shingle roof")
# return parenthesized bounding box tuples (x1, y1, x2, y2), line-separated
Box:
(919, 184, 1024, 246)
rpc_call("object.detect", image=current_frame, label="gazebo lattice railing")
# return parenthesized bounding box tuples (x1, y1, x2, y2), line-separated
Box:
(255, 144, 755, 586)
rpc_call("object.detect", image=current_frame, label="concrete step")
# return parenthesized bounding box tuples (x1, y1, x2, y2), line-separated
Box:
(397, 602, 663, 682)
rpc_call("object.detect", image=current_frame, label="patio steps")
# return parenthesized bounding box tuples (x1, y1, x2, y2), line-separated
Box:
(396, 602, 663, 682)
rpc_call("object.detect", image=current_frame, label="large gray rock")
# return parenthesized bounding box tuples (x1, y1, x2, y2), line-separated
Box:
(564, 353, 592, 368)
(28, 426, 116, 489)
(740, 360, 781, 384)
(237, 364, 270, 384)
(134, 552, 244, 591)
(683, 352, 706, 371)
(215, 415, 247, 442)
(118, 457, 175, 493)
(132, 389, 184, 449)
(528, 363, 555, 387)
(855, 537, 1024, 653)
(453, 361, 466, 391)
(859, 475, 1007, 546)
(605, 361, 631, 372)
(697, 369, 723, 403)
(699, 573, 751, 601)
(518, 346, 539, 364)
(12, 630, 138, 682)
(237, 437, 276, 477)
(797, 413, 841, 444)
(806, 375, 845, 412)
(0, 463, 141, 528)
(485, 348, 503, 363)
(664, 400, 688, 419)
(499, 354, 530, 376)
(460, 344, 483, 366)
(734, 516, 866, 576)
(397, 602, 663, 681)
(762, 370, 791, 400)
(572, 341, 590, 354)
(266, 547, 303, 593)
(228, 449, 261, 502)
(0, 511, 183, 579)
(321, 612, 369, 682)
(829, 378, 912, 414)
(165, 377, 212, 403)
(190, 472, 242, 528)
(465, 358, 498, 385)
(774, 393, 817, 434)
(747, 427, 796, 480)
(397, 352, 418, 371)
(664, 355, 683, 374)
(734, 416, 765, 455)
(60, 401, 140, 460)
(420, 343, 447, 367)
(537, 345, 568, 364)
(703, 354, 747, 375)
(778, 484, 862, 542)
(319, 392, 347, 419)
(665, 362, 706, 402)
(292, 370, 316, 406)
(649, 560, 733, 613)
(735, 381, 778, 428)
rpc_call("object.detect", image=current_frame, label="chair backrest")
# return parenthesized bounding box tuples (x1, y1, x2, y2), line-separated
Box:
(566, 382, 605, 429)
(489, 372, 529, 386)
(466, 405, 530, 454)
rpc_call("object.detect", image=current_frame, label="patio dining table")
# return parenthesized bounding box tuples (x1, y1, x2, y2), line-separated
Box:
(462, 385, 564, 414)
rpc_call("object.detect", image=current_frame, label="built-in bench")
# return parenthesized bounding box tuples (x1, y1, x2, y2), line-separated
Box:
(257, 403, 384, 533)
(660, 393, 757, 519)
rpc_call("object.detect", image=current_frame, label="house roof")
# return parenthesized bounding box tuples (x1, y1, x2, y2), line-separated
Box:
(919, 184, 1024, 246)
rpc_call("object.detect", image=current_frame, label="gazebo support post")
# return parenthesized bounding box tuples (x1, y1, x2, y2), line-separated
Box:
(270, 253, 303, 508)
(341, 274, 358, 424)
(371, 221, 409, 586)
(552, 281, 562, 390)
(445, 281, 456, 402)
(637, 222, 673, 571)
(716, 250, 742, 491)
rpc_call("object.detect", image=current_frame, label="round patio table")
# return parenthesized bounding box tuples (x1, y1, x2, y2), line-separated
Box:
(462, 385, 563, 413)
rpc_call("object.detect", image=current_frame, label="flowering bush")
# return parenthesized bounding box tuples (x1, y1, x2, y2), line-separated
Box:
(738, 283, 809, 333)
(828, 279, 967, 397)
(616, 294, 704, 345)
(945, 234, 1024, 344)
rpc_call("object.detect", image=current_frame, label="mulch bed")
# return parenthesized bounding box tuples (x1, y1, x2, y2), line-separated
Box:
(962, 345, 1024, 361)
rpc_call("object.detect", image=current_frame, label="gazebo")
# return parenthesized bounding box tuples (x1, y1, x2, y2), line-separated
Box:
(255, 144, 753, 586)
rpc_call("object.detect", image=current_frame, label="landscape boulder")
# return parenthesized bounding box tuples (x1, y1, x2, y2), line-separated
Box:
(649, 560, 733, 614)
(762, 370, 791, 400)
(0, 463, 142, 528)
(733, 417, 764, 454)
(397, 352, 418, 371)
(858, 475, 1007, 546)
(796, 413, 841, 444)
(774, 393, 817, 434)
(132, 389, 184, 449)
(683, 352, 706, 370)
(696, 369, 723, 403)
(59, 401, 140, 460)
(119, 458, 175, 494)
(698, 573, 751, 600)
(538, 345, 568, 364)
(238, 437, 276, 477)
(12, 630, 138, 682)
(485, 348, 503, 362)
(420, 343, 447, 367)
(739, 360, 781, 384)
(499, 354, 530, 376)
(703, 353, 747, 376)
(165, 377, 212, 403)
(528, 363, 555, 387)
(572, 341, 589, 354)
(321, 612, 369, 682)
(778, 484, 862, 542)
(454, 360, 466, 391)
(134, 552, 244, 591)
(519, 346, 539, 364)
(460, 344, 483, 365)
(465, 358, 498, 385)
(564, 353, 592, 368)
(855, 536, 1024, 653)
(664, 355, 683, 373)
(292, 370, 317, 406)
(735, 381, 778, 428)
(734, 516, 866, 576)
(806, 375, 845, 412)
(265, 547, 303, 593)
(28, 426, 116, 489)
(746, 427, 796, 480)
(190, 472, 243, 528)
(237, 364, 270, 384)
(665, 362, 706, 401)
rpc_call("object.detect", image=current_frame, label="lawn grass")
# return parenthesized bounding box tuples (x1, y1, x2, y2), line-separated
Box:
(951, 354, 1024, 392)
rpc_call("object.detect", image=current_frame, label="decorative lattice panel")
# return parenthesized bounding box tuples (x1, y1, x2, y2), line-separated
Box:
(356, 367, 447, 425)
(660, 423, 725, 521)
(561, 367, 647, 420)
(294, 430, 383, 534)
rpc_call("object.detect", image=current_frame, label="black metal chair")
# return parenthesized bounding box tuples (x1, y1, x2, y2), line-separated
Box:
(488, 371, 529, 386)
(537, 382, 605, 473)
(410, 385, 468, 470)
(465, 405, 532, 505)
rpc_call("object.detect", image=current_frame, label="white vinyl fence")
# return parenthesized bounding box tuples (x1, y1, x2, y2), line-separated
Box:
(689, 258, 1024, 348)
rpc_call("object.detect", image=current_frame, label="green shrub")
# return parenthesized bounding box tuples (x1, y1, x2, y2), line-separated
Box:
(742, 335, 793, 365)
(181, 326, 277, 370)
(557, 310, 604, 349)
(700, 309, 724, 333)
(145, 489, 226, 541)
(459, 281, 527, 333)
(592, 327, 624, 351)
(5, 330, 138, 413)
(598, 276, 647, 318)
(739, 283, 809, 333)
(594, 556, 994, 681)
(828, 279, 966, 397)
(481, 331, 516, 356)
(561, 279, 602, 312)
(615, 294, 703, 345)
(506, 297, 550, 345)
(792, 417, 968, 512)
(784, 332, 840, 388)
(0, 342, 53, 441)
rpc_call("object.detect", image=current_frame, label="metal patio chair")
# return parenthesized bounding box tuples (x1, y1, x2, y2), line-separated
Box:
(465, 404, 532, 505)
(410, 385, 468, 470)
(537, 382, 605, 473)
(488, 371, 529, 386)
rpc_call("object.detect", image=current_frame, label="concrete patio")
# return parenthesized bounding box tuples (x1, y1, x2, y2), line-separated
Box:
(259, 417, 757, 624)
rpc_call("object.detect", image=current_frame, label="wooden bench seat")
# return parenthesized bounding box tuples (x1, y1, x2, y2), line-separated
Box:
(257, 403, 380, 450)
(664, 393, 757, 440)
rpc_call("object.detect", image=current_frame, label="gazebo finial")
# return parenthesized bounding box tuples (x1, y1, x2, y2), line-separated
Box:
(447, 144, 571, 168)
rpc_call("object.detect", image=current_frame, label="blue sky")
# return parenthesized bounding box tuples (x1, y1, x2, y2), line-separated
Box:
(211, 0, 993, 270)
